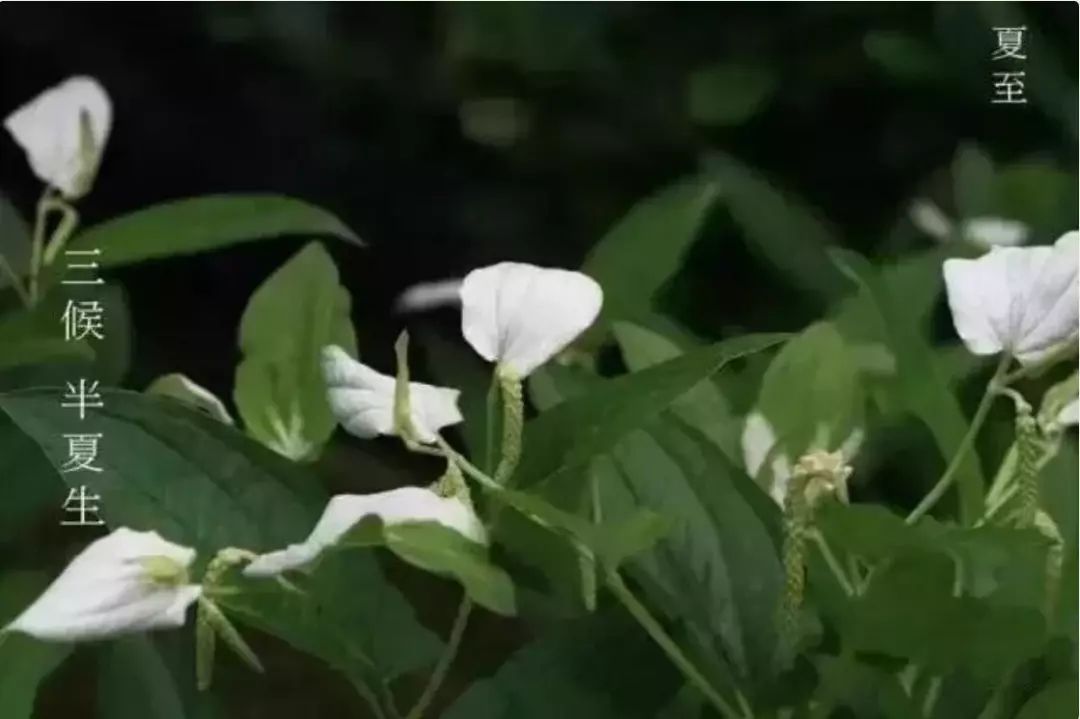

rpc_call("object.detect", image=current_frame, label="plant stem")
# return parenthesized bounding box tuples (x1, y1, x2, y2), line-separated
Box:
(27, 189, 51, 305)
(922, 676, 942, 717)
(605, 570, 744, 719)
(0, 254, 30, 307)
(350, 677, 388, 719)
(811, 531, 854, 596)
(404, 596, 472, 719)
(906, 355, 1009, 525)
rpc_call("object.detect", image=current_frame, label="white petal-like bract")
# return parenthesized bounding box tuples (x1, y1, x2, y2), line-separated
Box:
(322, 345, 463, 444)
(395, 278, 463, 313)
(460, 262, 603, 377)
(5, 528, 201, 642)
(244, 487, 487, 577)
(943, 231, 1079, 366)
(4, 76, 112, 199)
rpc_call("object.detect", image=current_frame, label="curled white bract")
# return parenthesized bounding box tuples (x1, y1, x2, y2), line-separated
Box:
(322, 345, 462, 444)
(5, 528, 201, 642)
(244, 487, 487, 577)
(460, 262, 603, 377)
(4, 76, 112, 199)
(943, 231, 1079, 366)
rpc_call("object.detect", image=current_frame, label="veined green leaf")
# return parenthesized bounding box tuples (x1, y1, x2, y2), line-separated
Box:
(97, 636, 186, 719)
(234, 241, 357, 461)
(66, 195, 361, 268)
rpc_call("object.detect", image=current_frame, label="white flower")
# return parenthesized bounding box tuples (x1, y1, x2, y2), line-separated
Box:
(741, 412, 862, 506)
(1057, 396, 1079, 428)
(244, 487, 487, 577)
(909, 200, 1028, 249)
(460, 262, 603, 377)
(395, 278, 463, 313)
(4, 528, 201, 642)
(4, 76, 112, 199)
(322, 345, 463, 444)
(943, 231, 1079, 366)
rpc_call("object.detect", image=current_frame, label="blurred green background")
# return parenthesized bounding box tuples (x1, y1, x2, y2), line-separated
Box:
(0, 3, 1076, 717)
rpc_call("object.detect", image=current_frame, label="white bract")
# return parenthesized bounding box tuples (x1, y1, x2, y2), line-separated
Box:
(395, 278, 463, 313)
(4, 76, 112, 199)
(460, 262, 603, 377)
(943, 231, 1079, 366)
(741, 412, 862, 506)
(322, 345, 462, 444)
(4, 528, 201, 642)
(244, 487, 487, 577)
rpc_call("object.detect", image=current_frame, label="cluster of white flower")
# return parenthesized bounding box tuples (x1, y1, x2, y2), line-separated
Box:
(3, 253, 602, 640)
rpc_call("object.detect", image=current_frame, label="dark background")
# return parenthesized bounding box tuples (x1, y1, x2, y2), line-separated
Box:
(1, 3, 1077, 717)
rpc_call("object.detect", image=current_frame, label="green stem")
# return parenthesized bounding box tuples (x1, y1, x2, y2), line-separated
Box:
(350, 677, 389, 719)
(906, 355, 1009, 525)
(484, 374, 499, 474)
(1001, 343, 1077, 385)
(27, 189, 51, 305)
(922, 676, 942, 717)
(605, 570, 743, 719)
(404, 596, 473, 719)
(0, 254, 30, 307)
(811, 531, 854, 596)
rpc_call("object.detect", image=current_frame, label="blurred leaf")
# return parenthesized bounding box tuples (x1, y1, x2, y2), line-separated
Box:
(814, 653, 922, 719)
(708, 154, 848, 302)
(994, 163, 1079, 239)
(863, 31, 943, 83)
(0, 572, 73, 719)
(686, 63, 775, 126)
(1015, 681, 1078, 719)
(234, 241, 356, 461)
(0, 390, 440, 688)
(953, 143, 995, 220)
(97, 636, 186, 719)
(831, 249, 985, 523)
(613, 321, 739, 462)
(66, 195, 361, 269)
(0, 192, 31, 290)
(220, 552, 441, 689)
(582, 177, 720, 331)
(443, 614, 678, 719)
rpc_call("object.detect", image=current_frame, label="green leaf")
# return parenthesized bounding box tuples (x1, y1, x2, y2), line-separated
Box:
(0, 390, 440, 687)
(66, 195, 361, 268)
(994, 163, 1080, 240)
(752, 321, 863, 473)
(443, 614, 679, 719)
(500, 334, 783, 609)
(1016, 680, 1079, 719)
(0, 572, 73, 719)
(234, 241, 357, 461)
(613, 321, 739, 462)
(581, 178, 720, 329)
(830, 248, 985, 523)
(383, 522, 517, 616)
(840, 553, 1047, 679)
(97, 636, 186, 719)
(686, 63, 775, 126)
(220, 552, 441, 687)
(146, 373, 234, 426)
(0, 411, 58, 544)
(707, 154, 848, 302)
(0, 192, 31, 290)
(597, 421, 784, 693)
